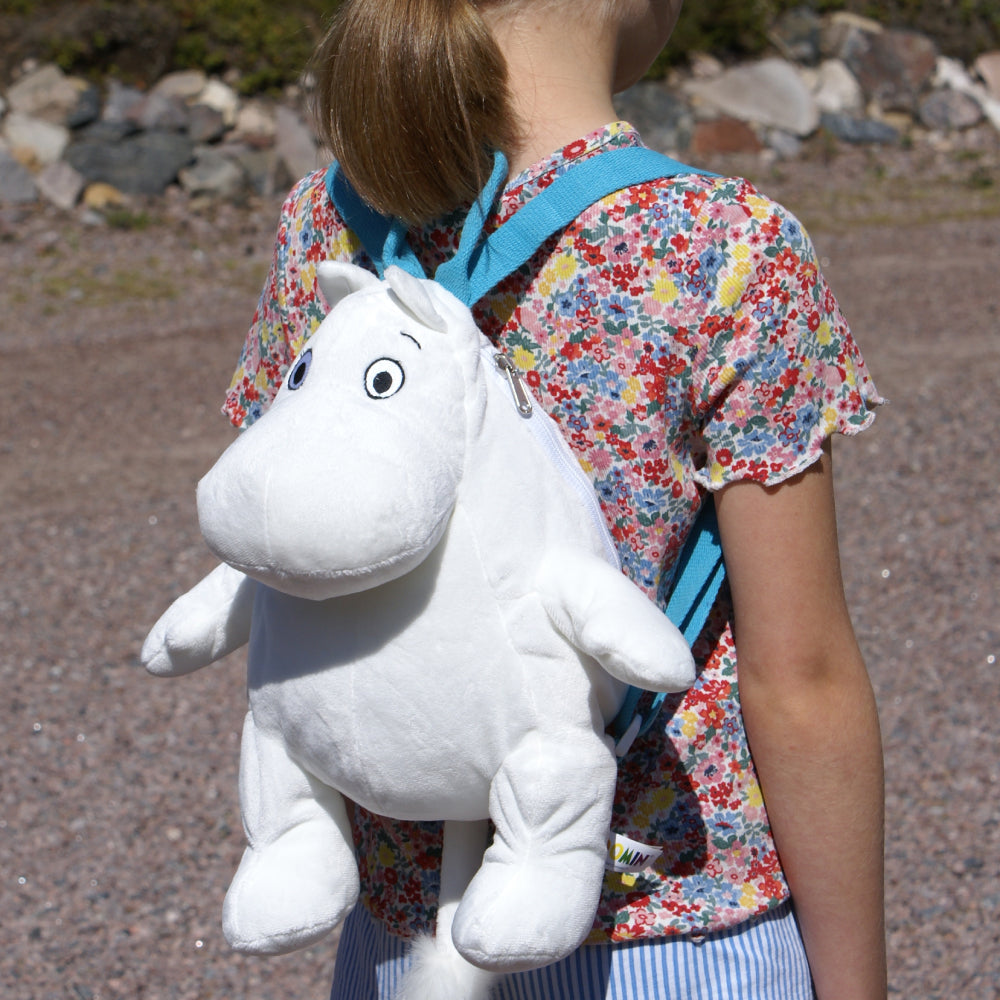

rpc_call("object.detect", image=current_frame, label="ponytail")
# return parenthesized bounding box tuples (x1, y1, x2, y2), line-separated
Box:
(312, 0, 516, 226)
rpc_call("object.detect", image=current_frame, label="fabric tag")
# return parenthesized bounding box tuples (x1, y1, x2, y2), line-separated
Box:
(606, 832, 663, 873)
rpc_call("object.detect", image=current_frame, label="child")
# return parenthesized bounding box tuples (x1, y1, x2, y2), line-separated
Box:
(224, 1, 887, 997)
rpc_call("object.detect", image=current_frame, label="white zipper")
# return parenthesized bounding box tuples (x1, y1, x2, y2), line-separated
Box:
(484, 347, 620, 569)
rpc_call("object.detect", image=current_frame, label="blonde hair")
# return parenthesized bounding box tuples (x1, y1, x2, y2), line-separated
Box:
(313, 0, 516, 226)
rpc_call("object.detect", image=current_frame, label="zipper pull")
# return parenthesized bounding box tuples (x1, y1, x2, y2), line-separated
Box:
(494, 352, 533, 416)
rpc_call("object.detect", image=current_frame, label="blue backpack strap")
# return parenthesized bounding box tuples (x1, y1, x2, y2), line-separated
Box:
(608, 498, 726, 752)
(325, 146, 713, 300)
(437, 147, 713, 304)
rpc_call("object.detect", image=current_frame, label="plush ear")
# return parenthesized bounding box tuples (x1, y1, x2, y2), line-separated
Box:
(385, 265, 448, 333)
(317, 261, 382, 312)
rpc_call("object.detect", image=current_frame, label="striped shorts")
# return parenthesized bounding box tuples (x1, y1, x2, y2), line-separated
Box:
(330, 902, 816, 1000)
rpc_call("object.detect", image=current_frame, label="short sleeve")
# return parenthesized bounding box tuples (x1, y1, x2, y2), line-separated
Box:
(683, 182, 881, 489)
(222, 169, 361, 429)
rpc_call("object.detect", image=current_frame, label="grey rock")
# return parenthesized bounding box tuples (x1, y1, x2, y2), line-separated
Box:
(820, 111, 900, 144)
(764, 128, 803, 159)
(843, 29, 938, 112)
(0, 149, 38, 204)
(102, 80, 145, 125)
(684, 58, 819, 137)
(613, 82, 693, 154)
(178, 148, 246, 200)
(131, 92, 190, 133)
(919, 90, 984, 131)
(1, 112, 70, 166)
(35, 160, 86, 210)
(77, 119, 140, 144)
(227, 145, 292, 198)
(768, 7, 822, 66)
(187, 104, 227, 145)
(66, 85, 102, 130)
(275, 105, 323, 181)
(64, 131, 195, 195)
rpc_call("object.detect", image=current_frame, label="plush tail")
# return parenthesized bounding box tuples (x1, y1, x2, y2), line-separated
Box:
(397, 820, 497, 1000)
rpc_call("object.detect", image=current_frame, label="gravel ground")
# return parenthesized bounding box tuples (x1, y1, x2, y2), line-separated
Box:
(2, 142, 999, 999)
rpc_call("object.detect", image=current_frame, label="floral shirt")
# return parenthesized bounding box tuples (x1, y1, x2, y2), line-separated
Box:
(224, 123, 881, 941)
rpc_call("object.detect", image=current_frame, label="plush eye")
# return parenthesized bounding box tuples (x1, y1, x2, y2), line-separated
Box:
(364, 358, 405, 399)
(286, 349, 313, 391)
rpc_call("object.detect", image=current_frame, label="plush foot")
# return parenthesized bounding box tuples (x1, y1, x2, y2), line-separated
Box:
(222, 821, 360, 955)
(450, 732, 616, 972)
(451, 853, 603, 972)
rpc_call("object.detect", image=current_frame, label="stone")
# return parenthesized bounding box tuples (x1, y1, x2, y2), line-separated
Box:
(613, 81, 693, 154)
(688, 52, 724, 80)
(843, 29, 938, 113)
(1, 112, 70, 167)
(65, 131, 195, 195)
(689, 117, 763, 156)
(102, 79, 146, 124)
(820, 112, 899, 145)
(821, 12, 883, 61)
(810, 59, 864, 115)
(684, 58, 819, 137)
(919, 90, 984, 132)
(763, 129, 803, 159)
(227, 145, 292, 198)
(187, 104, 227, 144)
(131, 92, 190, 133)
(82, 182, 128, 211)
(768, 7, 823, 66)
(76, 119, 139, 144)
(233, 100, 277, 149)
(35, 160, 86, 209)
(274, 105, 323, 181)
(6, 64, 87, 126)
(973, 52, 1000, 101)
(194, 79, 240, 128)
(934, 56, 1000, 132)
(178, 148, 247, 200)
(151, 70, 208, 103)
(66, 85, 102, 130)
(0, 148, 38, 204)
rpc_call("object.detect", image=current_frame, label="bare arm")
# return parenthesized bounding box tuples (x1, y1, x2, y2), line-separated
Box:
(714, 440, 886, 1000)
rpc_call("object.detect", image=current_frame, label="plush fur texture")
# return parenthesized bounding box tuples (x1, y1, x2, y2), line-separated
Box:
(142, 263, 695, 995)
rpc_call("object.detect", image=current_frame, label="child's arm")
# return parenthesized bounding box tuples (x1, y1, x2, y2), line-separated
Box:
(715, 440, 887, 1000)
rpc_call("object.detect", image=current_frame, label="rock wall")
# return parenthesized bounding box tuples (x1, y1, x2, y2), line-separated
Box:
(2, 10, 999, 214)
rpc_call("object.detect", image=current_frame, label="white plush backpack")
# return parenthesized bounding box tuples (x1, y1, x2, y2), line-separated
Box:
(142, 148, 725, 1000)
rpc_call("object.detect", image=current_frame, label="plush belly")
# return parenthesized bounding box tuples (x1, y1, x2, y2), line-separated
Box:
(244, 544, 599, 821)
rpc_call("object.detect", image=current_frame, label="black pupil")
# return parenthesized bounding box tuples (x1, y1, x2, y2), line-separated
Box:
(290, 364, 305, 387)
(373, 371, 393, 394)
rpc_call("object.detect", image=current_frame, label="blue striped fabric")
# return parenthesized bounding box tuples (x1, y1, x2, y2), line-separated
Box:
(330, 902, 816, 1000)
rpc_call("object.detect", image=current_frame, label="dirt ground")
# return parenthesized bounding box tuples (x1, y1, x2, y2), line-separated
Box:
(2, 140, 999, 999)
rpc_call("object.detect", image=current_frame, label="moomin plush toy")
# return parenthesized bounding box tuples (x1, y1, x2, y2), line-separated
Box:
(142, 260, 696, 999)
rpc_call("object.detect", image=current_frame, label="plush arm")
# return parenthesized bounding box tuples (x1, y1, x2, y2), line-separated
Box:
(534, 547, 695, 693)
(142, 562, 257, 677)
(715, 441, 886, 1000)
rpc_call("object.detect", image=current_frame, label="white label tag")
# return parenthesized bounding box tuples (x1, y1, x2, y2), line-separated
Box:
(606, 832, 663, 873)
